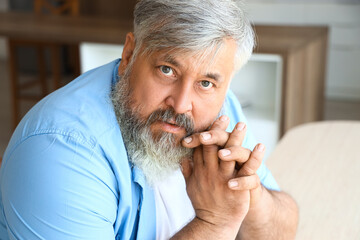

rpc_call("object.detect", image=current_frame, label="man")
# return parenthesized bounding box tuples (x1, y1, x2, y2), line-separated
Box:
(0, 0, 298, 239)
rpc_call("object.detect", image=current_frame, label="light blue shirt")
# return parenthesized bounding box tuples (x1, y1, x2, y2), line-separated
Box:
(0, 59, 279, 239)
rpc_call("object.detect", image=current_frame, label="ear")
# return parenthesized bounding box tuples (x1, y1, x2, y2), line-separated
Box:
(118, 32, 136, 76)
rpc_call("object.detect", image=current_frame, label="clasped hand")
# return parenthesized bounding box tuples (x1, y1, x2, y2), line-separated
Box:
(181, 115, 265, 236)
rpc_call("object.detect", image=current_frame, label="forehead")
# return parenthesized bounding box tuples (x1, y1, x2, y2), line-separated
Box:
(146, 38, 237, 76)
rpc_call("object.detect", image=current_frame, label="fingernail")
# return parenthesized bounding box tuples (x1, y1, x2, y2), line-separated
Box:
(220, 115, 228, 122)
(220, 149, 231, 157)
(201, 132, 211, 141)
(228, 180, 238, 188)
(184, 137, 192, 144)
(257, 143, 265, 152)
(236, 122, 245, 131)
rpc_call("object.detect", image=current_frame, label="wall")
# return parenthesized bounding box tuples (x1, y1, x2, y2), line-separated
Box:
(246, 1, 360, 100)
(253, 0, 359, 3)
(0, 0, 8, 60)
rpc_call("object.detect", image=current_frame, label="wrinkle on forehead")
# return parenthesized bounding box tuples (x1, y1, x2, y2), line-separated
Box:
(143, 38, 237, 74)
(164, 44, 222, 73)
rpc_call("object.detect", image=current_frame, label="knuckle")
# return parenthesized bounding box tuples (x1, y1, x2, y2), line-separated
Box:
(244, 175, 258, 189)
(211, 116, 229, 129)
(220, 162, 235, 176)
(237, 148, 251, 162)
(211, 122, 224, 131)
(212, 129, 225, 138)
(224, 148, 246, 163)
(241, 165, 254, 176)
(251, 153, 263, 167)
(239, 176, 252, 189)
(227, 133, 242, 146)
(221, 131, 230, 142)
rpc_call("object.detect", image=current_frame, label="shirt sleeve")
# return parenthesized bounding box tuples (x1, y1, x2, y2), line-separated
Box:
(1, 133, 118, 239)
(224, 90, 280, 191)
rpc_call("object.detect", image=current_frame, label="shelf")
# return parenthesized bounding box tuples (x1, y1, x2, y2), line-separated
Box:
(230, 53, 283, 158)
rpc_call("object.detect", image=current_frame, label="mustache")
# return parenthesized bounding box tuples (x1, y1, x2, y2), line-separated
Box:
(146, 108, 195, 135)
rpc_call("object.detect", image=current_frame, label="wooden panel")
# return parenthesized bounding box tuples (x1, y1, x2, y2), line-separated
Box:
(0, 12, 133, 44)
(254, 25, 328, 54)
(79, 0, 137, 20)
(284, 47, 306, 132)
(254, 25, 328, 135)
(303, 35, 327, 122)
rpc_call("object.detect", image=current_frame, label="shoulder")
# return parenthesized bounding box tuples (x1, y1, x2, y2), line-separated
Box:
(2, 59, 130, 203)
(4, 59, 122, 159)
(0, 60, 137, 238)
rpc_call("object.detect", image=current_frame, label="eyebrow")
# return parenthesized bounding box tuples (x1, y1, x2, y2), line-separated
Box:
(205, 73, 222, 82)
(162, 54, 181, 68)
(161, 54, 224, 83)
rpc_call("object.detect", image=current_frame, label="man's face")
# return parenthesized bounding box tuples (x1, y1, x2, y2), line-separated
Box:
(118, 33, 237, 144)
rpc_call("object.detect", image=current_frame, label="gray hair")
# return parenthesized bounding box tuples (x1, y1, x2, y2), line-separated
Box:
(132, 0, 255, 70)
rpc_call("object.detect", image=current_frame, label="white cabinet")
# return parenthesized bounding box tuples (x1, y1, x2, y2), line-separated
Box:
(230, 54, 283, 158)
(80, 43, 124, 73)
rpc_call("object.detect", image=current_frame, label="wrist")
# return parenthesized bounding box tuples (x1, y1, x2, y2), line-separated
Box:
(244, 186, 275, 225)
(193, 215, 240, 240)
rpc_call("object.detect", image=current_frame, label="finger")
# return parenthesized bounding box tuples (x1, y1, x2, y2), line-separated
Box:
(182, 115, 230, 148)
(193, 116, 229, 171)
(218, 146, 251, 163)
(224, 122, 246, 148)
(238, 143, 265, 176)
(210, 115, 230, 131)
(181, 158, 193, 183)
(192, 146, 204, 170)
(182, 128, 230, 148)
(227, 174, 261, 190)
(200, 129, 231, 146)
(218, 146, 251, 174)
(201, 115, 230, 150)
(182, 134, 201, 148)
(218, 122, 246, 176)
(202, 144, 219, 171)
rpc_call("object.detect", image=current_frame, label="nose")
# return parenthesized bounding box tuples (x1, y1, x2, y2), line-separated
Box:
(164, 81, 193, 114)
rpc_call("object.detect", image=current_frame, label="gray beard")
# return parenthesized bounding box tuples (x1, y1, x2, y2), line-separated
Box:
(111, 69, 194, 186)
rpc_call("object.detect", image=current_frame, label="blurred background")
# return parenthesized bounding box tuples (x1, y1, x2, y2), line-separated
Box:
(0, 0, 359, 158)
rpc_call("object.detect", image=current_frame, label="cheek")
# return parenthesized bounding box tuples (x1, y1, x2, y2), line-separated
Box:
(130, 78, 170, 116)
(192, 96, 225, 131)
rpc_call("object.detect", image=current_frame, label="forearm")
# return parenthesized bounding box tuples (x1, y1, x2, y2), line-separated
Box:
(237, 187, 298, 240)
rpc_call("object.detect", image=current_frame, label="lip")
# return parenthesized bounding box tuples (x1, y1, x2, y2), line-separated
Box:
(157, 120, 185, 134)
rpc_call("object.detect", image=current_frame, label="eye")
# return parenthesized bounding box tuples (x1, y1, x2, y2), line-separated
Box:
(200, 80, 213, 90)
(159, 65, 174, 76)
